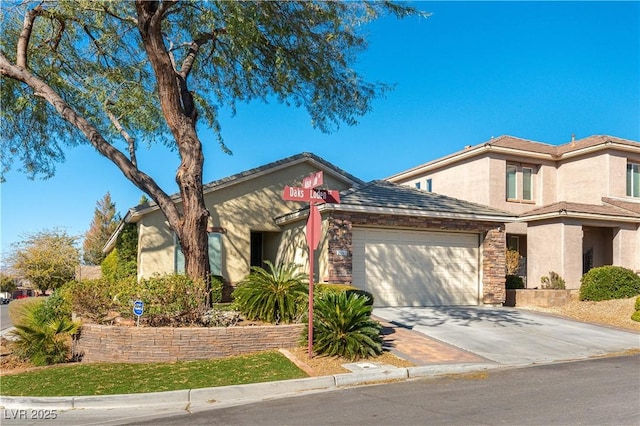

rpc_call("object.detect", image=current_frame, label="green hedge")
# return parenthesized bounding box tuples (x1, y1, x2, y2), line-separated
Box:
(505, 275, 525, 289)
(579, 266, 640, 301)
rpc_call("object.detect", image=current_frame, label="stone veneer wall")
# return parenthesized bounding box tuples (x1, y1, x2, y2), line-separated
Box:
(75, 323, 305, 363)
(325, 212, 506, 305)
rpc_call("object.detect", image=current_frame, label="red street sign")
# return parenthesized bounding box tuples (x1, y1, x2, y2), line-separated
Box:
(282, 186, 340, 203)
(306, 204, 321, 251)
(303, 171, 323, 189)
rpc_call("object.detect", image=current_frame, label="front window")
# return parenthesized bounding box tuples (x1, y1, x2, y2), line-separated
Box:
(522, 168, 533, 200)
(627, 162, 640, 197)
(175, 233, 222, 275)
(506, 164, 535, 201)
(506, 166, 517, 199)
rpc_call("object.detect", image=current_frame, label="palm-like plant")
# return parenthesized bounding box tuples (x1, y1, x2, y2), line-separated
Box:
(10, 303, 80, 366)
(308, 292, 383, 360)
(232, 261, 308, 324)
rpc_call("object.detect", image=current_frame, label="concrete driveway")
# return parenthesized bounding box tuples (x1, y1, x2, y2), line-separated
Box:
(374, 306, 640, 366)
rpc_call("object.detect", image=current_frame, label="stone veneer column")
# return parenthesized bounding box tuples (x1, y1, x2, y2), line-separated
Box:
(482, 227, 506, 305)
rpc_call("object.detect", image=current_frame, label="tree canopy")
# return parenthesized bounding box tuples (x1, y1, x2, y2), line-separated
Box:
(1, 1, 423, 282)
(10, 229, 80, 293)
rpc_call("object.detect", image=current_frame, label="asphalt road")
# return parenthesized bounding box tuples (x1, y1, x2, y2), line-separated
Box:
(127, 354, 640, 426)
(0, 303, 10, 330)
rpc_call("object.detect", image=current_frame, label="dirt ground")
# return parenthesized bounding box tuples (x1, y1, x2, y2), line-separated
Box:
(519, 296, 640, 332)
(2, 296, 638, 377)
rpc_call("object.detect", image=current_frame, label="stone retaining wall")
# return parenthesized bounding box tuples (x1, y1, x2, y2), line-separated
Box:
(75, 323, 305, 363)
(504, 289, 579, 308)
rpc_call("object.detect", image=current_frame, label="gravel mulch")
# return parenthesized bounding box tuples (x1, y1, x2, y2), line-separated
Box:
(518, 296, 640, 332)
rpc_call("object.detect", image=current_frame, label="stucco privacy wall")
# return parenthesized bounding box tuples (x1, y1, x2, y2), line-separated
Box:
(323, 212, 506, 305)
(527, 220, 584, 289)
(76, 324, 305, 363)
(136, 161, 353, 283)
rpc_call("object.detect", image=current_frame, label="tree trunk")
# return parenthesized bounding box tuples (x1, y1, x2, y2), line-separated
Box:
(136, 1, 211, 295)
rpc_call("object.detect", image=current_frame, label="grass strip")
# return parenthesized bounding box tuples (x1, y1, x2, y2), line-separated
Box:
(1, 350, 307, 397)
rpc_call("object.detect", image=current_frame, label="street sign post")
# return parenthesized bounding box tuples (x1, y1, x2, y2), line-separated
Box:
(282, 171, 340, 358)
(133, 300, 144, 327)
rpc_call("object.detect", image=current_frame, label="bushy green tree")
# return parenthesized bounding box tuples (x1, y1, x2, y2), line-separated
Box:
(1, 1, 423, 283)
(83, 192, 119, 265)
(0, 272, 17, 293)
(10, 229, 79, 293)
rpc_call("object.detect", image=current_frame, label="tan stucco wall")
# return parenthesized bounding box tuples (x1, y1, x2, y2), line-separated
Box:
(136, 162, 353, 284)
(401, 156, 492, 206)
(274, 215, 331, 283)
(613, 224, 640, 273)
(527, 220, 584, 289)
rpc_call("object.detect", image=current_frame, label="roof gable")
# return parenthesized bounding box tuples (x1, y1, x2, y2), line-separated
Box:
(131, 152, 364, 216)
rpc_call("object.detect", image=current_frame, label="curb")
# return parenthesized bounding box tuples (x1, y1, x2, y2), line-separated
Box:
(0, 363, 502, 411)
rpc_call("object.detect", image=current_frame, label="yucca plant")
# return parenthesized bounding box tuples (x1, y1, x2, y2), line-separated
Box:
(306, 291, 383, 360)
(232, 261, 308, 324)
(10, 302, 80, 366)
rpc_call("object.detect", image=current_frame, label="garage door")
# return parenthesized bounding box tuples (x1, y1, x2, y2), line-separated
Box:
(352, 228, 480, 307)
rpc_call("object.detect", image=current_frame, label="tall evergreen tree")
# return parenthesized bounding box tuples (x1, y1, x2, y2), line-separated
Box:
(83, 192, 119, 265)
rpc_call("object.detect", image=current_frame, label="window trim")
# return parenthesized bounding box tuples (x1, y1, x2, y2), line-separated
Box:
(506, 163, 536, 202)
(627, 162, 640, 198)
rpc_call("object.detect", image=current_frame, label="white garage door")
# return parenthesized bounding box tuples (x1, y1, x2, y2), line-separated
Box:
(352, 228, 480, 307)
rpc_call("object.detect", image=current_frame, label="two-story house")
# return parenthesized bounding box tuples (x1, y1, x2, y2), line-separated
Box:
(388, 135, 640, 289)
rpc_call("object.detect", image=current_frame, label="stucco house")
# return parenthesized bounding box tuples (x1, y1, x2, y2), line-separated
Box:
(387, 135, 640, 289)
(106, 153, 515, 307)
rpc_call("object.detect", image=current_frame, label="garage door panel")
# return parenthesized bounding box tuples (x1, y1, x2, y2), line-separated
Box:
(352, 228, 479, 307)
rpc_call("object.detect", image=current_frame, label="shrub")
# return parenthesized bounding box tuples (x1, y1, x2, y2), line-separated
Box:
(8, 297, 44, 326)
(36, 286, 73, 324)
(69, 277, 136, 322)
(506, 249, 522, 276)
(316, 283, 358, 297)
(580, 266, 640, 301)
(632, 296, 640, 323)
(210, 275, 224, 305)
(10, 301, 80, 366)
(305, 292, 382, 360)
(540, 271, 566, 290)
(232, 261, 308, 324)
(136, 274, 209, 326)
(345, 288, 375, 306)
(505, 275, 525, 289)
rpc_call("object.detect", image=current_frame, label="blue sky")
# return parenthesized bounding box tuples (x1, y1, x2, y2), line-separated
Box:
(1, 1, 639, 262)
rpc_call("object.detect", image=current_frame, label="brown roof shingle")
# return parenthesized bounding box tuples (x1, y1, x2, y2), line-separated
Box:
(520, 201, 640, 219)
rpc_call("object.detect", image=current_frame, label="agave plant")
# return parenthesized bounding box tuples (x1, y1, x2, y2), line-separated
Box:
(232, 261, 308, 324)
(307, 291, 383, 360)
(10, 302, 80, 366)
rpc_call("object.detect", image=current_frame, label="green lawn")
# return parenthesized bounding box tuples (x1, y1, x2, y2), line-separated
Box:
(1, 350, 307, 397)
